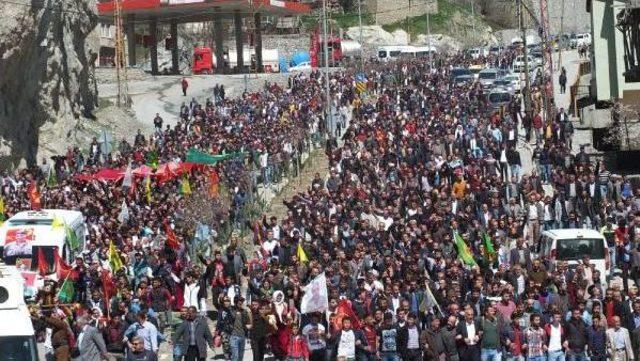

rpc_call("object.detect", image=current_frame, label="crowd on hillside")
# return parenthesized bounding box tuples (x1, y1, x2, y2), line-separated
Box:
(3, 47, 640, 361)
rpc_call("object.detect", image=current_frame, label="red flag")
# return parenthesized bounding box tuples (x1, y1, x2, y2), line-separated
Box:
(54, 252, 77, 281)
(332, 299, 362, 330)
(37, 247, 49, 276)
(164, 220, 180, 249)
(101, 270, 115, 301)
(252, 220, 263, 245)
(28, 181, 41, 210)
(208, 169, 219, 196)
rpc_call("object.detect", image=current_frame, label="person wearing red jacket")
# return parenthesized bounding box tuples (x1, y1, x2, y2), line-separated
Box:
(286, 324, 310, 361)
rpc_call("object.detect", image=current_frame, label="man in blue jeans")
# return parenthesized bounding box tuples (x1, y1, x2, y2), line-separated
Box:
(229, 297, 252, 361)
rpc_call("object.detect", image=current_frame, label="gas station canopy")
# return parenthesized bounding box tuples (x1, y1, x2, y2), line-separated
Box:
(97, 0, 311, 21)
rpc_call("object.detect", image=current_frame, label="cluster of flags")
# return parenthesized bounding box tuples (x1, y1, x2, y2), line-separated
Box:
(453, 230, 497, 268)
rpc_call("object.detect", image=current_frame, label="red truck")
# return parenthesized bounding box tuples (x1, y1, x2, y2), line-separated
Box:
(192, 47, 216, 74)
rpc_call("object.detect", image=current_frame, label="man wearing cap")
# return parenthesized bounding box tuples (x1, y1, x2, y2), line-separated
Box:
(229, 296, 252, 361)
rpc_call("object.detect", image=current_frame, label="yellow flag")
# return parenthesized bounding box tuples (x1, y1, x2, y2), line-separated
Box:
(145, 174, 152, 203)
(0, 196, 4, 225)
(108, 242, 123, 273)
(180, 175, 191, 196)
(51, 217, 65, 229)
(297, 243, 309, 263)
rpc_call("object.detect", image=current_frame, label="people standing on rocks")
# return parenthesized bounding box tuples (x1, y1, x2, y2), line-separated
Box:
(181, 77, 189, 96)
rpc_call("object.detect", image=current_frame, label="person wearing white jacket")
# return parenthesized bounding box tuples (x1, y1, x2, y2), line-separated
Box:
(183, 274, 206, 313)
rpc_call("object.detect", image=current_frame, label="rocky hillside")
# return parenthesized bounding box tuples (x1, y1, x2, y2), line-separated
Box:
(0, 0, 98, 169)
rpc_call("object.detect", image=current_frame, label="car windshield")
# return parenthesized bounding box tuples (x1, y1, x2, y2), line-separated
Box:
(451, 69, 471, 77)
(377, 51, 387, 58)
(0, 336, 38, 361)
(556, 238, 605, 260)
(489, 92, 510, 103)
(479, 72, 497, 80)
(493, 80, 509, 86)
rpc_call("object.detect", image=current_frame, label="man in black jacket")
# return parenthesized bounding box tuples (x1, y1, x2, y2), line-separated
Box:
(397, 313, 423, 361)
(565, 307, 589, 361)
(456, 308, 482, 361)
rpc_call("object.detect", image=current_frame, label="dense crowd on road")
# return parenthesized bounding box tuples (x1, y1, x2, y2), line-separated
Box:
(4, 45, 640, 361)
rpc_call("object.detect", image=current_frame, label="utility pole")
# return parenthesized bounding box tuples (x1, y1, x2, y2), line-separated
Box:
(557, 0, 566, 69)
(426, 0, 432, 67)
(113, 0, 130, 108)
(470, 0, 476, 34)
(322, 0, 332, 136)
(519, 0, 531, 118)
(358, 0, 364, 72)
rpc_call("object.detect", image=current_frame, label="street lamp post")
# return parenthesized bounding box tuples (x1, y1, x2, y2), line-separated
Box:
(358, 0, 364, 72)
(322, 0, 332, 136)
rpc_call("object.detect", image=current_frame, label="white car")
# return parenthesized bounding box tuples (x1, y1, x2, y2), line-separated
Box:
(288, 61, 312, 72)
(512, 55, 536, 73)
(576, 33, 592, 47)
(503, 73, 522, 93)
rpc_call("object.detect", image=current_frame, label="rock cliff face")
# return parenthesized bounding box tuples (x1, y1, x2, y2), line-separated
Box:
(0, 0, 98, 169)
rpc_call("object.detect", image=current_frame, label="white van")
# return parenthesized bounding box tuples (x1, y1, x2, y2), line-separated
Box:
(0, 263, 38, 360)
(0, 210, 87, 278)
(541, 229, 610, 280)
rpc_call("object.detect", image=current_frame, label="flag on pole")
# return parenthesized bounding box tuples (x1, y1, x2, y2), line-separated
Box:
(65, 225, 80, 251)
(300, 272, 329, 314)
(54, 252, 77, 280)
(0, 196, 6, 225)
(101, 270, 115, 301)
(47, 167, 57, 187)
(297, 243, 309, 263)
(164, 220, 180, 249)
(332, 299, 362, 330)
(144, 174, 152, 204)
(108, 242, 123, 273)
(37, 247, 49, 276)
(208, 169, 220, 197)
(180, 174, 192, 195)
(454, 231, 478, 267)
(146, 150, 159, 170)
(482, 231, 497, 263)
(419, 280, 443, 316)
(51, 217, 64, 229)
(117, 200, 129, 223)
(122, 162, 133, 189)
(27, 181, 41, 210)
(58, 276, 75, 303)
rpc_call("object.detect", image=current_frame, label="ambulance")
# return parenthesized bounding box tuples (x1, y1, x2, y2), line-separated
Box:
(0, 263, 38, 360)
(0, 210, 87, 295)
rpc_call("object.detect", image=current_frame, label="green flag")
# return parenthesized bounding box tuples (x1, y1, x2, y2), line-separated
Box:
(146, 150, 159, 170)
(482, 231, 497, 263)
(186, 148, 244, 165)
(58, 277, 75, 303)
(47, 168, 57, 187)
(65, 225, 80, 251)
(454, 231, 478, 267)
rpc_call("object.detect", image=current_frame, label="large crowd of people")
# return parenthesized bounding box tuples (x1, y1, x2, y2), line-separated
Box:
(4, 44, 639, 361)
